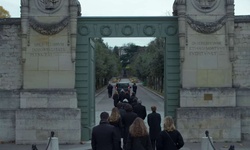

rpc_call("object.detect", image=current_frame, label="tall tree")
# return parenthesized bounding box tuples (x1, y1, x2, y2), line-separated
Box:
(94, 38, 121, 88)
(0, 6, 11, 18)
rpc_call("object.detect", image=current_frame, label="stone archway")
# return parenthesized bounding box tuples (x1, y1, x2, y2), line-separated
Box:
(76, 16, 180, 140)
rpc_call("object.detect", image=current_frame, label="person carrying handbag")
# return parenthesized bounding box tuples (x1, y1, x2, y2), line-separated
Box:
(156, 116, 184, 150)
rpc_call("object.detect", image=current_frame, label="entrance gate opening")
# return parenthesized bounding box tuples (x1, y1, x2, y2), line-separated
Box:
(76, 16, 180, 140)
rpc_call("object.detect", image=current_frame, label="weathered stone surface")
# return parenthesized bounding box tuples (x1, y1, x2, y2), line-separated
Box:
(0, 90, 20, 109)
(176, 107, 241, 142)
(180, 88, 236, 107)
(0, 110, 15, 142)
(0, 23, 22, 90)
(234, 22, 250, 88)
(241, 107, 250, 140)
(182, 0, 232, 88)
(20, 89, 77, 108)
(15, 108, 81, 144)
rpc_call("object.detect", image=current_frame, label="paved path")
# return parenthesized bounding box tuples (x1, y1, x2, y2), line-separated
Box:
(1, 141, 249, 150)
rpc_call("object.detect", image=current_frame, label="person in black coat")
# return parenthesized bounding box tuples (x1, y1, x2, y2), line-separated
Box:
(125, 91, 131, 101)
(91, 112, 120, 150)
(147, 106, 161, 150)
(156, 116, 184, 150)
(107, 84, 113, 98)
(132, 83, 137, 94)
(133, 99, 147, 120)
(112, 90, 119, 107)
(119, 89, 126, 102)
(122, 104, 138, 150)
(129, 92, 137, 106)
(125, 117, 152, 150)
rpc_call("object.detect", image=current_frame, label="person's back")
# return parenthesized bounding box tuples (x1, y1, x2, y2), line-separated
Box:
(91, 112, 120, 150)
(147, 106, 161, 150)
(133, 99, 147, 120)
(125, 117, 152, 150)
(107, 84, 113, 98)
(132, 83, 137, 94)
(119, 89, 126, 102)
(122, 104, 138, 149)
(156, 116, 184, 150)
(112, 91, 119, 107)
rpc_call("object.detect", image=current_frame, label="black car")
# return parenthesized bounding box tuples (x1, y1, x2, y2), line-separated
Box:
(115, 82, 131, 94)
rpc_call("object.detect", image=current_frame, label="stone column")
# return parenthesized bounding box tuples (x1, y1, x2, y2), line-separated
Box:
(17, 0, 81, 144)
(226, 0, 235, 62)
(21, 0, 29, 63)
(176, 0, 240, 142)
(177, 0, 186, 63)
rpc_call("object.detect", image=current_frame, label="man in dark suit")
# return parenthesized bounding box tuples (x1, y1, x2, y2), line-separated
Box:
(91, 112, 120, 150)
(133, 99, 147, 120)
(147, 106, 161, 150)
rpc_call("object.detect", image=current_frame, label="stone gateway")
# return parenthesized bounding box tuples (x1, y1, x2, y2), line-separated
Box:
(0, 0, 250, 144)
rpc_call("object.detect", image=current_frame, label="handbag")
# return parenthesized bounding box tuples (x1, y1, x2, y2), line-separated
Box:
(165, 131, 178, 149)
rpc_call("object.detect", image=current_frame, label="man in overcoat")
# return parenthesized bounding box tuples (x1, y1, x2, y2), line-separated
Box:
(133, 99, 147, 120)
(91, 112, 120, 150)
(147, 106, 161, 150)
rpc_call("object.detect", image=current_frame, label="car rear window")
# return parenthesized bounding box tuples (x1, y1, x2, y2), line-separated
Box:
(117, 83, 129, 88)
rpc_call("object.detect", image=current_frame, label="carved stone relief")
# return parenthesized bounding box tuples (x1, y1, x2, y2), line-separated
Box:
(29, 16, 69, 35)
(78, 24, 177, 37)
(187, 15, 227, 34)
(35, 0, 64, 14)
(191, 0, 220, 13)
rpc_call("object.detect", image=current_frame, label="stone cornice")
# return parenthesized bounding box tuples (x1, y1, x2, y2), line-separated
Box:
(235, 15, 250, 23)
(0, 18, 21, 25)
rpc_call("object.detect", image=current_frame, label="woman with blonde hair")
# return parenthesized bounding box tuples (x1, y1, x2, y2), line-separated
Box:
(125, 117, 152, 150)
(156, 116, 184, 150)
(108, 107, 123, 150)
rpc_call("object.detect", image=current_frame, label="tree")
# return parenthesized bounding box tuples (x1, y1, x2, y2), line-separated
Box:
(0, 6, 11, 18)
(94, 38, 121, 89)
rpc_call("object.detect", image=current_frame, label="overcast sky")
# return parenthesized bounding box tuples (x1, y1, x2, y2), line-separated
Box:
(1, 0, 249, 47)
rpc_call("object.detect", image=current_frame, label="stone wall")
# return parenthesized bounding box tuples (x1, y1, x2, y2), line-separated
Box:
(176, 0, 250, 142)
(232, 15, 250, 140)
(0, 19, 22, 142)
(15, 108, 81, 144)
(0, 19, 22, 90)
(0, 0, 81, 143)
(176, 107, 241, 142)
(0, 110, 16, 142)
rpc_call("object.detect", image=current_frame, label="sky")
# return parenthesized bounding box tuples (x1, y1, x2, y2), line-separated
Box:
(1, 0, 249, 47)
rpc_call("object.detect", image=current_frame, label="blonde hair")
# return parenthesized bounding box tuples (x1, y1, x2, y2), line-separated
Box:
(129, 117, 148, 137)
(163, 116, 176, 131)
(108, 107, 120, 122)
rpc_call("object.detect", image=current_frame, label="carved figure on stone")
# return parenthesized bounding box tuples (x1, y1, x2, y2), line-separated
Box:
(196, 0, 216, 9)
(36, 0, 63, 13)
(76, 0, 82, 16)
(192, 0, 219, 13)
(44, 0, 59, 10)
